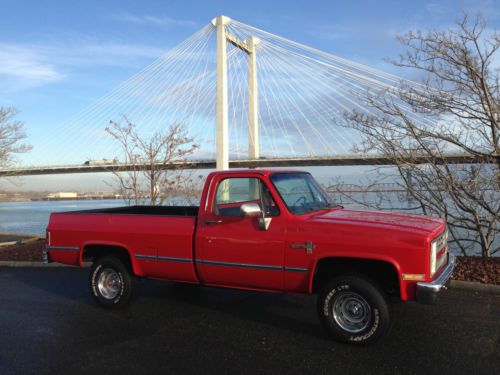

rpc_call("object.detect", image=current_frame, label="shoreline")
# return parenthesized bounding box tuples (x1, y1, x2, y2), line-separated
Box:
(1, 197, 121, 202)
(0, 232, 44, 244)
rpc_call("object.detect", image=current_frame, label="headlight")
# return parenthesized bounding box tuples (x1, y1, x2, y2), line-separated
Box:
(430, 241, 437, 276)
(430, 229, 448, 277)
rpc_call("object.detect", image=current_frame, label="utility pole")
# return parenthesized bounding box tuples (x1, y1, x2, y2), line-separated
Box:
(212, 15, 259, 170)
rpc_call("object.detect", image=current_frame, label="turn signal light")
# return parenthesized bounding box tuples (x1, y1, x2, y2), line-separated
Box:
(402, 274, 426, 281)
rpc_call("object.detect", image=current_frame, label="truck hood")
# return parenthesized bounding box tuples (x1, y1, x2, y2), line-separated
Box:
(311, 208, 444, 236)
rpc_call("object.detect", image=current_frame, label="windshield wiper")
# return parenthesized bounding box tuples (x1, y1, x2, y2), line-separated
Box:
(324, 203, 343, 209)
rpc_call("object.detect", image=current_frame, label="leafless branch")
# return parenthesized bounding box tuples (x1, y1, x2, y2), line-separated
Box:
(0, 107, 32, 172)
(342, 13, 499, 257)
(105, 118, 200, 206)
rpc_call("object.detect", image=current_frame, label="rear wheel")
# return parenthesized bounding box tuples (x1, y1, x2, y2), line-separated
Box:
(89, 256, 134, 309)
(317, 274, 390, 345)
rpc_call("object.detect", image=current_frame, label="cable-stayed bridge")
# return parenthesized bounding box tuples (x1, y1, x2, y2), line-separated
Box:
(2, 15, 480, 177)
(0, 154, 486, 177)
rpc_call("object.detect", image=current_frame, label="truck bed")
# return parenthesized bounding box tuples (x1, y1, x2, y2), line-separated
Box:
(46, 205, 200, 283)
(57, 205, 199, 217)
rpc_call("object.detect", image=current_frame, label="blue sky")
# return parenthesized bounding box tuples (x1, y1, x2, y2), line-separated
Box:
(0, 0, 498, 191)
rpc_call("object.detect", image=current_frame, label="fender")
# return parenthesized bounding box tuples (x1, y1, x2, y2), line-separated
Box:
(307, 252, 406, 300)
(80, 240, 144, 276)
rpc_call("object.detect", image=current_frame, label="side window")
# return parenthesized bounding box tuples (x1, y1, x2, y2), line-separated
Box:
(214, 178, 279, 217)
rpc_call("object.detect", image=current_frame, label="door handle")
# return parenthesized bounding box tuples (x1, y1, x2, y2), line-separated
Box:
(206, 220, 223, 225)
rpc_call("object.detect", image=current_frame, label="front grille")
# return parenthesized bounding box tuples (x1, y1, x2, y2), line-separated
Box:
(435, 230, 447, 252)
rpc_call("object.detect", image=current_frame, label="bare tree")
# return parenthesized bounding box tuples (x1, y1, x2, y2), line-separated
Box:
(326, 177, 423, 212)
(0, 108, 31, 169)
(342, 13, 499, 257)
(106, 117, 199, 206)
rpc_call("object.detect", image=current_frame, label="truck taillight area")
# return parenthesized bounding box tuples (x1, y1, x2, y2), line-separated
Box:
(46, 230, 50, 246)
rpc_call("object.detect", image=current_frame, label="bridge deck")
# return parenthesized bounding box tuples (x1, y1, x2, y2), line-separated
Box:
(0, 154, 492, 177)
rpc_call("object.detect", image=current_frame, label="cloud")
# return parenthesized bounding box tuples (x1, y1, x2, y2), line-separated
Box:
(0, 41, 168, 92)
(113, 13, 198, 28)
(0, 44, 64, 90)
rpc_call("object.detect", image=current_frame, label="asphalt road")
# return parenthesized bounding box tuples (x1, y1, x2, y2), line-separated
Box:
(0, 268, 498, 375)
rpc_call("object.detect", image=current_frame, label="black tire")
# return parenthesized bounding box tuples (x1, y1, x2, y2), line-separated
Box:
(89, 256, 134, 309)
(317, 274, 390, 345)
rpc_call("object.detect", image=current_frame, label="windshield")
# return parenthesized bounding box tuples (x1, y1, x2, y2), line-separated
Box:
(270, 173, 332, 214)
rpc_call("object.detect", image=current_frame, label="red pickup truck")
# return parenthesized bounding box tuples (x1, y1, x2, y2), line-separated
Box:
(45, 169, 454, 344)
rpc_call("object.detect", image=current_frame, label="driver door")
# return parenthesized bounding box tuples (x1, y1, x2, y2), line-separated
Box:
(197, 176, 285, 291)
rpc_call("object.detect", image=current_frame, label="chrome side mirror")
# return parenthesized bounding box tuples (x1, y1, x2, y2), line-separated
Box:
(240, 203, 262, 218)
(258, 217, 272, 231)
(240, 203, 272, 230)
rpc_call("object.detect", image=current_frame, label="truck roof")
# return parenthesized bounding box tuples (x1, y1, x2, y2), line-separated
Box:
(207, 169, 308, 177)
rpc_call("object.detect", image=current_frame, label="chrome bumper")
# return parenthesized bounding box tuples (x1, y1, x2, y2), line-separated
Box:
(42, 246, 53, 264)
(416, 254, 455, 304)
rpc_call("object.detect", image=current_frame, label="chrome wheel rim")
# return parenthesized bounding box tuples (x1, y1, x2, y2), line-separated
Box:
(97, 268, 122, 300)
(332, 292, 371, 333)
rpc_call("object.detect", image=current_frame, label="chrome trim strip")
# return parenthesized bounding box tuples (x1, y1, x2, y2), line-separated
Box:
(157, 256, 192, 263)
(135, 254, 192, 263)
(417, 254, 456, 292)
(197, 259, 308, 273)
(284, 266, 308, 273)
(46, 246, 80, 252)
(198, 259, 282, 271)
(135, 255, 156, 260)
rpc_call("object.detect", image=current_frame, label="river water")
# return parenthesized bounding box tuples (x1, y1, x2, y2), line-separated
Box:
(0, 200, 121, 235)
(0, 194, 397, 235)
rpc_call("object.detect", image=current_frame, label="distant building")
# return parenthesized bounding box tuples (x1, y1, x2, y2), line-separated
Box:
(47, 192, 78, 199)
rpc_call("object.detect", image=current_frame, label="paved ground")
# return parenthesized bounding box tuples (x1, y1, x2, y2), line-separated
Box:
(0, 268, 498, 375)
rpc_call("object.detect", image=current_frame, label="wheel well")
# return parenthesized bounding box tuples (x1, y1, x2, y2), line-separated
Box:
(82, 245, 133, 272)
(312, 257, 400, 298)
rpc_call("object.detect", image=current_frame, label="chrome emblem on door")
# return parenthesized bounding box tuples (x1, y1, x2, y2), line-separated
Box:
(291, 241, 316, 254)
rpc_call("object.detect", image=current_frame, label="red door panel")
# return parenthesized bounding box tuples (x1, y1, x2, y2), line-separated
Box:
(197, 175, 286, 291)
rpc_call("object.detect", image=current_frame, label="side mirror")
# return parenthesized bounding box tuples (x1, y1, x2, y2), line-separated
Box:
(240, 203, 272, 231)
(240, 203, 262, 218)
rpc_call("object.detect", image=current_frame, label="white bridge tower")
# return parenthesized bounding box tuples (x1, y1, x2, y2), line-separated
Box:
(213, 15, 259, 170)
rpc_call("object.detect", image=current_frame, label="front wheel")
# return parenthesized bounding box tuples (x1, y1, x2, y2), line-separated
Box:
(317, 274, 390, 345)
(89, 256, 134, 309)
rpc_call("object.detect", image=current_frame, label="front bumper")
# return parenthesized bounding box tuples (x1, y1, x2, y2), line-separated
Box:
(416, 254, 455, 304)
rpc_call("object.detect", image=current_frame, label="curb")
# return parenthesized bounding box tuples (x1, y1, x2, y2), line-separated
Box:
(0, 261, 73, 267)
(450, 280, 500, 294)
